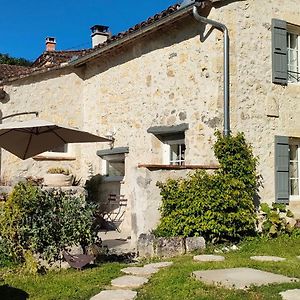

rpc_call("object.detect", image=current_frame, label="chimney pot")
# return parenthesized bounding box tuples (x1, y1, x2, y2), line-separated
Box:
(45, 37, 56, 51)
(90, 25, 110, 48)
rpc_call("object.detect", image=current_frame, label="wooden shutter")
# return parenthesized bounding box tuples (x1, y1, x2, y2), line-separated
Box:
(272, 19, 288, 85)
(275, 136, 289, 203)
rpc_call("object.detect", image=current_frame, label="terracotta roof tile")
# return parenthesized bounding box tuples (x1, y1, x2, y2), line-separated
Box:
(1, 1, 211, 82)
(31, 49, 92, 68)
(0, 64, 32, 81)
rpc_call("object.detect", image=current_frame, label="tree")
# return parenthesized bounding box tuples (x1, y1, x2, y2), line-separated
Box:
(0, 53, 31, 67)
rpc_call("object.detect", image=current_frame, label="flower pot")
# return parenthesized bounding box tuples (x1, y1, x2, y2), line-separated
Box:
(44, 173, 73, 187)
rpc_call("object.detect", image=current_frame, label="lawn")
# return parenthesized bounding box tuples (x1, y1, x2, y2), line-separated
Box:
(1, 236, 300, 300)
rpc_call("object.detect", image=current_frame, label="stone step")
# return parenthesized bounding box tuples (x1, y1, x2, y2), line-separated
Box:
(144, 261, 173, 269)
(121, 266, 158, 277)
(90, 289, 137, 300)
(279, 289, 300, 300)
(111, 275, 148, 289)
(250, 256, 286, 262)
(193, 254, 225, 262)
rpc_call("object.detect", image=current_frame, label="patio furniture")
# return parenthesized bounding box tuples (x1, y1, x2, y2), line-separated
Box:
(101, 194, 128, 232)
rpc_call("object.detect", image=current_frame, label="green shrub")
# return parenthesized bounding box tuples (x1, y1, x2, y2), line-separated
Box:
(0, 182, 97, 263)
(259, 203, 295, 237)
(154, 132, 258, 243)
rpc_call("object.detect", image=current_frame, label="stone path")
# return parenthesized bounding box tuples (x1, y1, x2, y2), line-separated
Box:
(193, 267, 298, 289)
(250, 255, 286, 262)
(90, 261, 173, 300)
(90, 290, 137, 300)
(194, 254, 225, 262)
(280, 289, 300, 300)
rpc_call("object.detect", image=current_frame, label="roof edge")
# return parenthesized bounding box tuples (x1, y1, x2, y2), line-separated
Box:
(70, 3, 202, 67)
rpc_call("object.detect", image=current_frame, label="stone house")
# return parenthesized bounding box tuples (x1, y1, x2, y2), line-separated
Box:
(0, 0, 299, 245)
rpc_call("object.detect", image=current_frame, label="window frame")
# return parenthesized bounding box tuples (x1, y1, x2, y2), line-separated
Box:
(289, 138, 300, 200)
(287, 25, 300, 83)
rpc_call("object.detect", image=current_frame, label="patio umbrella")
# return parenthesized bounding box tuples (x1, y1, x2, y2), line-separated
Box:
(0, 118, 110, 160)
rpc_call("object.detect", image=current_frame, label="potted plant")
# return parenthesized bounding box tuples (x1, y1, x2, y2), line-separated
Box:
(44, 167, 73, 187)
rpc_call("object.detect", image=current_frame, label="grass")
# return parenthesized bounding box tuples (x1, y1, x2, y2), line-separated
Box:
(137, 236, 300, 300)
(0, 236, 299, 299)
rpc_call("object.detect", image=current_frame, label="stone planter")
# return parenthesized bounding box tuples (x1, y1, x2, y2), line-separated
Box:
(43, 173, 73, 187)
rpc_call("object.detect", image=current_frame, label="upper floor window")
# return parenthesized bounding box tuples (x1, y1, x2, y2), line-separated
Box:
(287, 32, 300, 83)
(272, 19, 300, 85)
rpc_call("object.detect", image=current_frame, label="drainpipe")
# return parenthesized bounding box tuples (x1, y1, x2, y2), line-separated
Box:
(192, 6, 230, 136)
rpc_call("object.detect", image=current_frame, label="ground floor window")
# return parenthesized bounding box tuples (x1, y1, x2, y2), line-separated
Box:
(147, 123, 188, 166)
(289, 139, 300, 198)
(97, 147, 129, 181)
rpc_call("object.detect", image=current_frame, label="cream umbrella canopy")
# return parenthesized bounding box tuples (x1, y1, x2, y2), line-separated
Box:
(0, 118, 110, 160)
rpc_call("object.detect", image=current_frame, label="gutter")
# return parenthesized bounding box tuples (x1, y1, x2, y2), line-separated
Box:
(192, 5, 230, 136)
(70, 4, 200, 67)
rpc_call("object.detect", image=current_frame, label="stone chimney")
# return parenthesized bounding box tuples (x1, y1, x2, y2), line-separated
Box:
(91, 25, 110, 48)
(45, 37, 56, 51)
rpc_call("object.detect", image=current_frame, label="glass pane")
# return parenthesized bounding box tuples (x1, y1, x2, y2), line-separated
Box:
(49, 144, 68, 153)
(170, 144, 179, 164)
(290, 144, 298, 161)
(290, 162, 299, 179)
(107, 161, 125, 177)
(290, 178, 299, 196)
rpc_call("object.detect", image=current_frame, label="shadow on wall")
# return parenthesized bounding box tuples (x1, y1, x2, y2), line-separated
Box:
(0, 284, 29, 300)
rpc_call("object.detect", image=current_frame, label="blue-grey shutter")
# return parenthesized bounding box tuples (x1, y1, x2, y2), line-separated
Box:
(275, 136, 289, 203)
(272, 19, 288, 85)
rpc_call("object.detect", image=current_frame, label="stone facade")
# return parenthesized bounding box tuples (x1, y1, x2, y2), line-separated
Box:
(1, 0, 300, 244)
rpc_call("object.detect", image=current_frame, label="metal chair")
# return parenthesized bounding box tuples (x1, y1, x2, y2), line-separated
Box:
(101, 194, 127, 232)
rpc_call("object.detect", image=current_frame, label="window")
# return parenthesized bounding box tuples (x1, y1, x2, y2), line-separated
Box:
(272, 19, 300, 84)
(287, 31, 300, 83)
(289, 140, 300, 198)
(97, 147, 128, 181)
(162, 133, 186, 165)
(48, 144, 68, 153)
(147, 123, 188, 166)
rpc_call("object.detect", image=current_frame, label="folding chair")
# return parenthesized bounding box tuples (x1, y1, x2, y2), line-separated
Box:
(102, 194, 128, 232)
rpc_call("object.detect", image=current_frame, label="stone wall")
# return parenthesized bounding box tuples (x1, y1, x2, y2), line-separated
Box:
(1, 0, 300, 245)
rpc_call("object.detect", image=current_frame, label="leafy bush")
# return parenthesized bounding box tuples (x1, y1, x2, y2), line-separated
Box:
(154, 132, 258, 243)
(259, 203, 295, 237)
(47, 167, 70, 175)
(0, 182, 97, 263)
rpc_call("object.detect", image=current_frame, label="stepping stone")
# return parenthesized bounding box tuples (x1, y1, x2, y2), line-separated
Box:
(280, 289, 300, 300)
(144, 262, 173, 269)
(194, 254, 225, 262)
(90, 289, 137, 300)
(193, 267, 298, 290)
(121, 266, 159, 276)
(111, 275, 148, 289)
(250, 255, 286, 262)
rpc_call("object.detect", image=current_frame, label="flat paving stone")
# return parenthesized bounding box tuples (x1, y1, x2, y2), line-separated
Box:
(90, 289, 137, 300)
(111, 275, 148, 288)
(250, 255, 286, 262)
(121, 266, 159, 276)
(144, 262, 173, 269)
(193, 254, 225, 262)
(193, 267, 298, 289)
(280, 289, 300, 300)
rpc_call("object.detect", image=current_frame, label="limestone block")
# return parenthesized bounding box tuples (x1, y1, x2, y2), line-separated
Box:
(153, 237, 185, 257)
(185, 237, 206, 253)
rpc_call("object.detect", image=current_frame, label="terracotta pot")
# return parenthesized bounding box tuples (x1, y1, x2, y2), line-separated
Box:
(44, 174, 73, 187)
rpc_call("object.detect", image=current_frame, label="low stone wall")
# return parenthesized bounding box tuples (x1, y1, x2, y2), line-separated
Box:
(137, 234, 205, 258)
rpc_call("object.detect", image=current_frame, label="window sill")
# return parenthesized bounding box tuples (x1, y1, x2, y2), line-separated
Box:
(102, 176, 124, 183)
(33, 155, 76, 161)
(138, 164, 219, 170)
